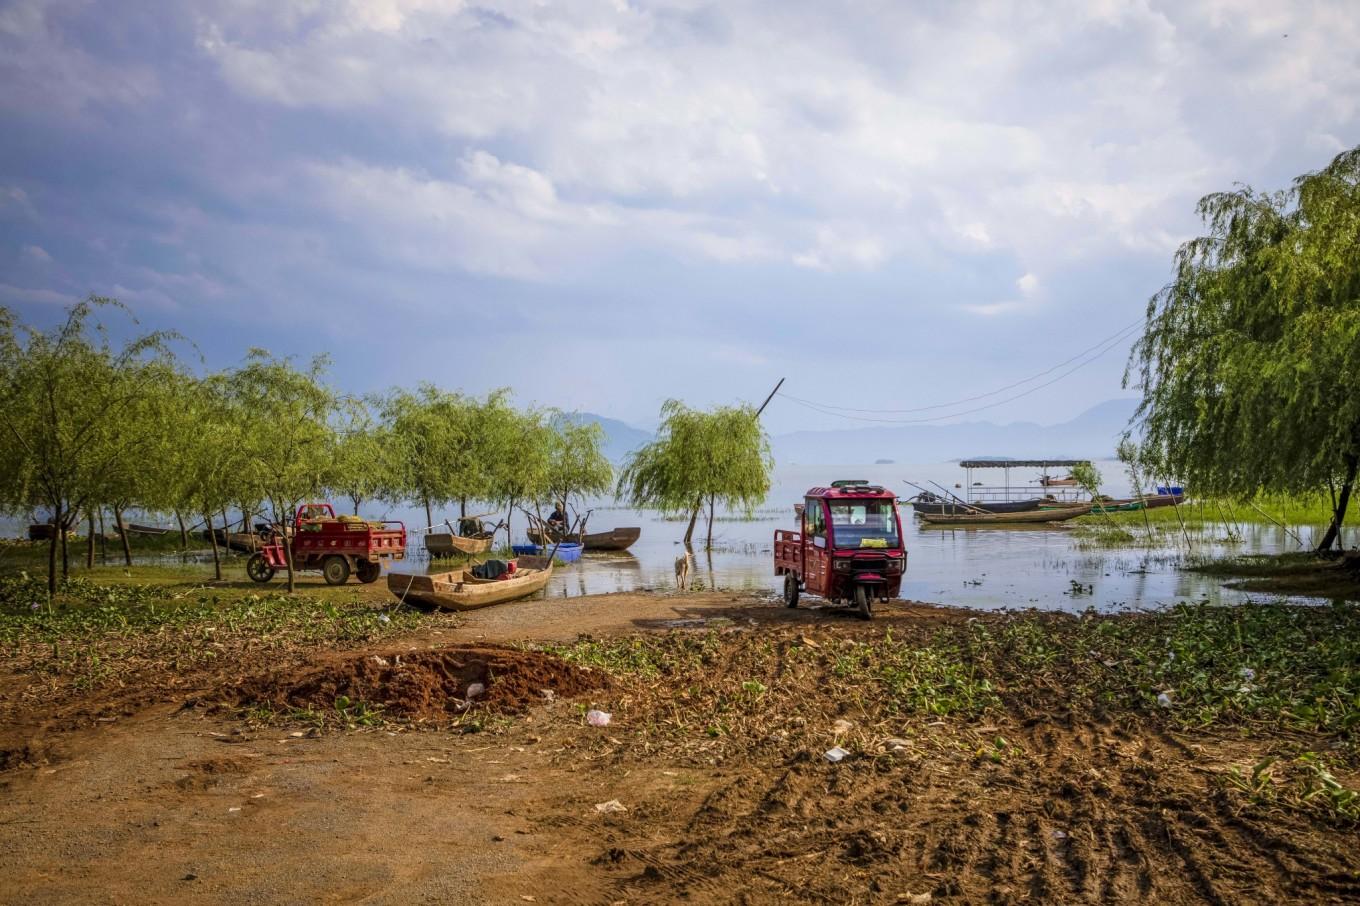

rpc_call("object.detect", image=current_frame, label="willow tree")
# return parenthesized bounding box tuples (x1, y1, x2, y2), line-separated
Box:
(541, 417, 613, 533)
(0, 299, 178, 594)
(1127, 144, 1360, 551)
(617, 400, 773, 548)
(327, 395, 398, 516)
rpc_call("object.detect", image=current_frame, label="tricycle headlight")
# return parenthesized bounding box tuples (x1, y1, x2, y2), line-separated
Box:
(834, 559, 852, 572)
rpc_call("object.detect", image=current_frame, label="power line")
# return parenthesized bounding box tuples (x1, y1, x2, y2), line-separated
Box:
(777, 318, 1142, 414)
(775, 325, 1138, 425)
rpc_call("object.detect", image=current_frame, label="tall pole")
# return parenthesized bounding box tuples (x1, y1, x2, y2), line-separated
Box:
(755, 377, 785, 418)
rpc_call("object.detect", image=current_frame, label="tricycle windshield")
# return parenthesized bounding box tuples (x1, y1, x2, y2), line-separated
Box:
(828, 500, 899, 549)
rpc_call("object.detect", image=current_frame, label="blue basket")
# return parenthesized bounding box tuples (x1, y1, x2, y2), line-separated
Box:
(512, 542, 583, 563)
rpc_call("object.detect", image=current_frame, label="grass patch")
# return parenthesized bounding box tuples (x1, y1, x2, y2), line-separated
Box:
(1191, 553, 1360, 602)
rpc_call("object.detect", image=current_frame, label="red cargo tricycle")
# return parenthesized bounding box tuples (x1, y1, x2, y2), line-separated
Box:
(247, 503, 407, 586)
(773, 480, 907, 619)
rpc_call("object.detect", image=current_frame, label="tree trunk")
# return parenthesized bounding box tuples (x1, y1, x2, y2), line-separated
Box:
(98, 509, 106, 563)
(205, 512, 222, 581)
(113, 507, 133, 567)
(460, 497, 467, 519)
(424, 496, 433, 532)
(86, 510, 96, 568)
(59, 506, 70, 578)
(705, 494, 716, 550)
(1317, 453, 1358, 553)
(176, 511, 189, 550)
(505, 498, 515, 546)
(352, 496, 361, 516)
(683, 496, 702, 545)
(281, 504, 297, 593)
(46, 500, 60, 597)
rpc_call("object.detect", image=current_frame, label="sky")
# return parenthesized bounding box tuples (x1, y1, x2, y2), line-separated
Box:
(1, 0, 1357, 434)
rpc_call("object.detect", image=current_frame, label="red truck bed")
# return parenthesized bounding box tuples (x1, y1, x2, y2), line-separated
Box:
(774, 529, 803, 577)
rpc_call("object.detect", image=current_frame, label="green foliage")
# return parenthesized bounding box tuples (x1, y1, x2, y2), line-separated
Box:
(0, 299, 181, 592)
(616, 399, 773, 545)
(1128, 145, 1360, 549)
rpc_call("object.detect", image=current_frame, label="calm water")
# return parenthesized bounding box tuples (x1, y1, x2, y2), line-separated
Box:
(8, 462, 1353, 612)
(399, 462, 1353, 612)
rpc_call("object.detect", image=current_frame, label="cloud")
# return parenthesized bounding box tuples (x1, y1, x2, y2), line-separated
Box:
(20, 243, 51, 263)
(1017, 273, 1039, 297)
(0, 282, 76, 307)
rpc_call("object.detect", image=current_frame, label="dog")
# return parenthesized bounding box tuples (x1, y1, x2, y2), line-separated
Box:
(674, 550, 693, 591)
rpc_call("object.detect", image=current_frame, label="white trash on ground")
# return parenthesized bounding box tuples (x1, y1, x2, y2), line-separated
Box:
(824, 746, 850, 763)
(586, 709, 612, 727)
(594, 799, 627, 814)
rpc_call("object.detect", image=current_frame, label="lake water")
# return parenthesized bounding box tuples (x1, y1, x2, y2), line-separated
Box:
(7, 462, 1353, 612)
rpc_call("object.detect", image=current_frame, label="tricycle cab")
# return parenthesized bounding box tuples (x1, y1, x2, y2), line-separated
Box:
(774, 480, 907, 618)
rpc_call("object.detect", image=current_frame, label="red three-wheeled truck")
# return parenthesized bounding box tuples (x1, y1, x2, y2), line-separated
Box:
(246, 503, 407, 586)
(774, 480, 907, 619)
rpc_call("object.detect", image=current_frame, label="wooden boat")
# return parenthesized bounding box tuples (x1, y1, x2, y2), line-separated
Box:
(122, 523, 170, 536)
(513, 542, 584, 563)
(201, 528, 263, 552)
(424, 532, 493, 557)
(27, 523, 72, 541)
(917, 504, 1092, 526)
(386, 557, 552, 610)
(1038, 476, 1080, 487)
(526, 526, 641, 551)
(909, 495, 1043, 516)
(1141, 493, 1185, 510)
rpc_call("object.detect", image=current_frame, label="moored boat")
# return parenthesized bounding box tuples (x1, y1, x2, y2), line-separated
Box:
(908, 495, 1044, 516)
(424, 532, 493, 556)
(387, 557, 553, 610)
(917, 504, 1092, 526)
(526, 526, 640, 551)
(511, 541, 584, 563)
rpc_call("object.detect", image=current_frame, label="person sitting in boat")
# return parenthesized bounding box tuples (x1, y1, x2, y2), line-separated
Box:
(548, 503, 567, 528)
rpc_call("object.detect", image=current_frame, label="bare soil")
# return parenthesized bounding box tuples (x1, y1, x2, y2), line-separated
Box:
(2, 591, 1357, 905)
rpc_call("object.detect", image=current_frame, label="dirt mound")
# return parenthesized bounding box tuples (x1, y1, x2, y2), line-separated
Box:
(230, 644, 607, 723)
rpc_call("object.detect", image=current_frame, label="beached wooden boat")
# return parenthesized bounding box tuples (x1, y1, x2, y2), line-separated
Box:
(917, 504, 1092, 526)
(386, 558, 552, 610)
(201, 528, 263, 552)
(1141, 493, 1185, 509)
(526, 526, 641, 551)
(424, 532, 493, 557)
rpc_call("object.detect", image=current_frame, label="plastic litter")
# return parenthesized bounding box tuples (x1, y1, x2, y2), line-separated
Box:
(824, 746, 850, 763)
(465, 682, 485, 699)
(1239, 667, 1256, 681)
(1157, 691, 1173, 708)
(586, 709, 612, 727)
(594, 799, 627, 814)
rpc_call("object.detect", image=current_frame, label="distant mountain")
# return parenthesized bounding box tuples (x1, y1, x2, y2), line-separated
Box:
(569, 398, 1142, 467)
(770, 398, 1141, 464)
(560, 412, 654, 463)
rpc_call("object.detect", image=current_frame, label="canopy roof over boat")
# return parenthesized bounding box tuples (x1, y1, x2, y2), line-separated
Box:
(958, 459, 1091, 469)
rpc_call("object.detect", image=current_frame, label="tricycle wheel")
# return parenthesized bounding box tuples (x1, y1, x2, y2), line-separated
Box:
(783, 573, 800, 608)
(322, 555, 351, 586)
(246, 553, 275, 584)
(356, 560, 382, 584)
(854, 585, 872, 621)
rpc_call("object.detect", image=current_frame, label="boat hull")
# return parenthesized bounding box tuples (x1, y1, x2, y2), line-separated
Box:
(387, 560, 553, 610)
(910, 498, 1043, 516)
(526, 527, 640, 551)
(424, 532, 493, 556)
(917, 504, 1092, 526)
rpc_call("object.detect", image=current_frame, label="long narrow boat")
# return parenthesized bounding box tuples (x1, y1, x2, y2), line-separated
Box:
(909, 497, 1044, 516)
(526, 526, 641, 551)
(386, 559, 553, 610)
(122, 523, 171, 536)
(917, 504, 1092, 526)
(201, 528, 263, 552)
(424, 532, 493, 556)
(1141, 493, 1185, 510)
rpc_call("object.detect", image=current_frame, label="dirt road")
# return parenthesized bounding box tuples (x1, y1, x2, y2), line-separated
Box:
(2, 592, 1357, 904)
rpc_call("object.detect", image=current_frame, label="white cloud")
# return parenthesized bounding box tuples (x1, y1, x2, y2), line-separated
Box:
(20, 243, 51, 263)
(1017, 273, 1039, 297)
(0, 282, 75, 307)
